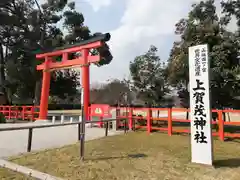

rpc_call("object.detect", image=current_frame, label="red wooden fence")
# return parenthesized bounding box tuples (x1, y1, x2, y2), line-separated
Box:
(0, 105, 239, 141)
(115, 107, 240, 141)
(0, 106, 40, 121)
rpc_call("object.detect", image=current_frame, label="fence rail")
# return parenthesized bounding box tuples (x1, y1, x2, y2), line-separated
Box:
(0, 118, 127, 153)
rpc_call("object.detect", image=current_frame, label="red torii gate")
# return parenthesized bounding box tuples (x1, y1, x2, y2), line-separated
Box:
(36, 33, 111, 120)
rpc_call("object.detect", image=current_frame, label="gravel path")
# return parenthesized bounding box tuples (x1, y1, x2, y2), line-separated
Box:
(0, 122, 122, 158)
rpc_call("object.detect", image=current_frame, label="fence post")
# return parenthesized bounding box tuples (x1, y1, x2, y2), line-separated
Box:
(217, 110, 224, 141)
(124, 118, 127, 134)
(27, 128, 33, 152)
(31, 106, 34, 121)
(111, 108, 117, 130)
(168, 108, 172, 136)
(78, 119, 81, 141)
(14, 107, 17, 119)
(128, 107, 133, 131)
(9, 106, 11, 119)
(22, 106, 25, 121)
(13, 106, 17, 120)
(15, 107, 17, 120)
(105, 121, 109, 136)
(61, 115, 64, 123)
(132, 115, 136, 132)
(16, 107, 19, 120)
(12, 106, 15, 120)
(99, 116, 103, 128)
(116, 108, 120, 130)
(8, 106, 11, 120)
(88, 107, 92, 121)
(52, 116, 56, 124)
(147, 108, 152, 134)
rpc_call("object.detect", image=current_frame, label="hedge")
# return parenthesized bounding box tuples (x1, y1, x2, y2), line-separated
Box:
(0, 112, 6, 123)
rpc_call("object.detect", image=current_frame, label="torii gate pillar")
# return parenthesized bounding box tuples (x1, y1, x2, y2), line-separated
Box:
(81, 49, 90, 121)
(39, 58, 51, 119)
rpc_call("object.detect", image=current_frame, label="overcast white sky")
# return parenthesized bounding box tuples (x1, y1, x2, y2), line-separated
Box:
(40, 0, 236, 84)
(84, 0, 202, 84)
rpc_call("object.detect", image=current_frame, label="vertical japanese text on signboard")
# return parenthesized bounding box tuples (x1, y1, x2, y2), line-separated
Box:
(192, 47, 208, 144)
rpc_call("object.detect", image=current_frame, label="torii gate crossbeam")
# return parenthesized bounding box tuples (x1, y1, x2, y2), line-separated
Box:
(36, 33, 111, 121)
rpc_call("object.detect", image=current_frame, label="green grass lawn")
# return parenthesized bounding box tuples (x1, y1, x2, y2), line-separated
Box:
(9, 132, 240, 180)
(0, 167, 35, 180)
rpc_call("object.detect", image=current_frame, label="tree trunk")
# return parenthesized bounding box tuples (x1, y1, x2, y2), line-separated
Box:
(34, 76, 41, 105)
(0, 44, 8, 104)
(33, 16, 45, 105)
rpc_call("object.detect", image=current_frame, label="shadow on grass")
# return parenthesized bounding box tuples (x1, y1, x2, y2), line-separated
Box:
(224, 137, 240, 143)
(214, 158, 240, 168)
(86, 153, 147, 162)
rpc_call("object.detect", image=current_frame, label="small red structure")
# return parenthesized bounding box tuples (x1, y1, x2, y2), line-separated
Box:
(90, 104, 111, 127)
(90, 104, 111, 117)
(36, 34, 111, 120)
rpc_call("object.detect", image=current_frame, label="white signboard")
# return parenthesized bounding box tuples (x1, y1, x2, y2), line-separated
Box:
(188, 44, 213, 165)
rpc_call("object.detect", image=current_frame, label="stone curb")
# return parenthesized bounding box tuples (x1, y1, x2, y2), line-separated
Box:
(0, 159, 64, 180)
